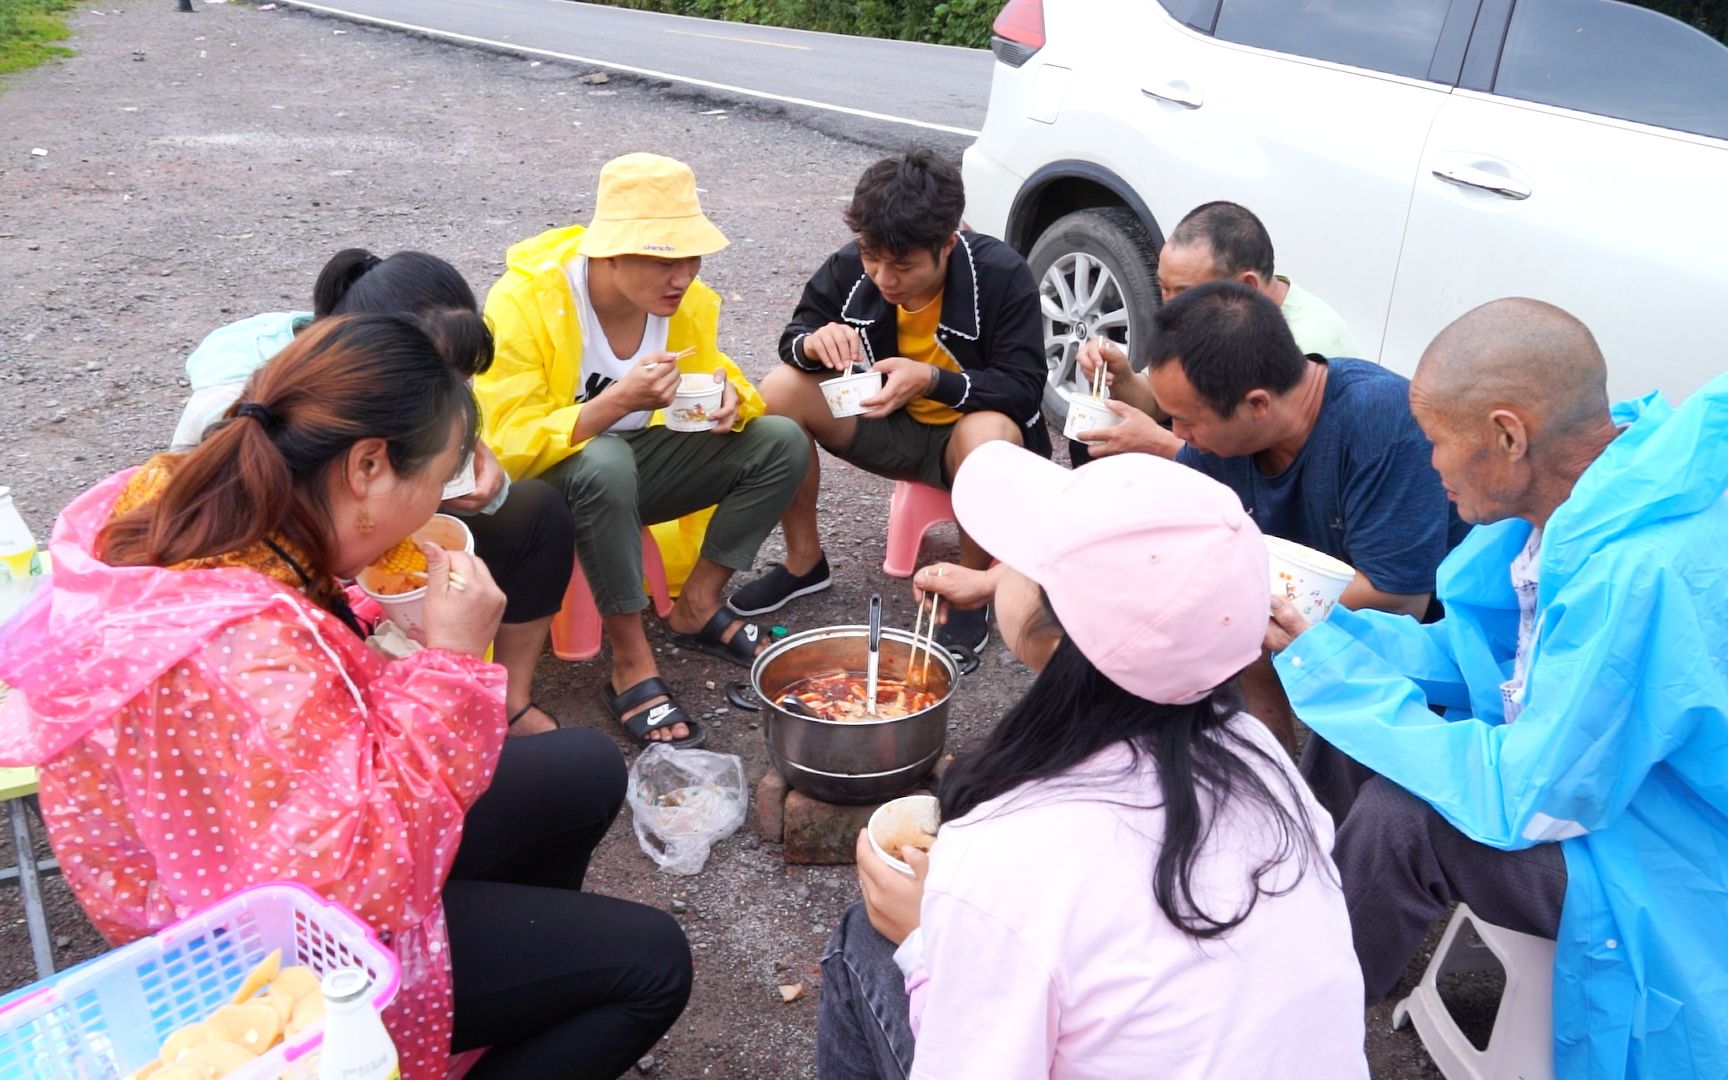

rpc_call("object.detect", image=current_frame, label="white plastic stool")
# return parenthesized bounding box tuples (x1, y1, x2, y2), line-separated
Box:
(1392, 904, 1556, 1080)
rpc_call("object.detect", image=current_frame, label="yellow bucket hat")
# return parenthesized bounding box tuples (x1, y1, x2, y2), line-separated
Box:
(577, 153, 730, 260)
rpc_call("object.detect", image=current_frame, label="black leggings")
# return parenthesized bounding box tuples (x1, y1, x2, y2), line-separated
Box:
(461, 478, 576, 625)
(444, 729, 692, 1078)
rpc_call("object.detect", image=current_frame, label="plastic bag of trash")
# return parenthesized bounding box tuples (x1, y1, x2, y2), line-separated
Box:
(628, 744, 748, 875)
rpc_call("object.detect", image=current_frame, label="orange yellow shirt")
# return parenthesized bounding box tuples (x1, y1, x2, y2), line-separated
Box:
(896, 291, 962, 426)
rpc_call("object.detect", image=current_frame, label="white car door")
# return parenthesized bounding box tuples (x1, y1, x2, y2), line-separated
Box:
(1140, 0, 1471, 358)
(1383, 0, 1728, 401)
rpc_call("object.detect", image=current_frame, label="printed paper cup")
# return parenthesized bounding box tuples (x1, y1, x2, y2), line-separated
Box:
(441, 455, 478, 501)
(666, 372, 726, 432)
(1266, 535, 1355, 623)
(357, 513, 475, 636)
(867, 794, 940, 878)
(821, 370, 885, 419)
(1062, 393, 1122, 445)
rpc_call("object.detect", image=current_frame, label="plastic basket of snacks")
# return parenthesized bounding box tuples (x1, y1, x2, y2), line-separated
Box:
(0, 882, 399, 1079)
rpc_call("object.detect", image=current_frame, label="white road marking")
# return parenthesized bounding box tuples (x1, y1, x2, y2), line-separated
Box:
(662, 27, 810, 51)
(275, 0, 983, 137)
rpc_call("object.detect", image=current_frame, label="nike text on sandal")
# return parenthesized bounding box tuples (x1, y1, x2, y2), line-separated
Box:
(666, 607, 768, 667)
(602, 677, 706, 749)
(727, 554, 833, 616)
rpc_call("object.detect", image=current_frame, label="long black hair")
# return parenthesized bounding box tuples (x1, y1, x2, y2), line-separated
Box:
(312, 248, 494, 378)
(939, 604, 1324, 940)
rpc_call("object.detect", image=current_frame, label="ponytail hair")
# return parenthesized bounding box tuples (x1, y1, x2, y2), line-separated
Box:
(311, 248, 384, 318)
(414, 308, 495, 380)
(101, 313, 476, 573)
(311, 249, 490, 375)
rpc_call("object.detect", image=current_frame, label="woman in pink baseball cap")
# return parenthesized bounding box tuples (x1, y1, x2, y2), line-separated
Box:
(817, 442, 1368, 1079)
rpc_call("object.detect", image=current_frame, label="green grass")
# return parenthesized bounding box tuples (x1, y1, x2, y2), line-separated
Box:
(0, 0, 79, 77)
(594, 0, 999, 49)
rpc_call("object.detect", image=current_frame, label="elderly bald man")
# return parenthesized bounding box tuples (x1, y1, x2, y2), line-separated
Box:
(1268, 298, 1728, 1078)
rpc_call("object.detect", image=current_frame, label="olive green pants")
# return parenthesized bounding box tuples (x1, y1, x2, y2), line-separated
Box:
(541, 418, 809, 616)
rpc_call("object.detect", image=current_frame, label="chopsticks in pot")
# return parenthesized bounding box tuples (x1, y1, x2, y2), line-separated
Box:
(911, 591, 942, 689)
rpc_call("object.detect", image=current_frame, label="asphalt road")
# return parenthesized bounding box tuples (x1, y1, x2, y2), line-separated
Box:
(278, 0, 994, 142)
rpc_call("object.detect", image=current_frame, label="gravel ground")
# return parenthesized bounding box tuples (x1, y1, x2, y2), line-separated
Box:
(0, 4, 1478, 1076)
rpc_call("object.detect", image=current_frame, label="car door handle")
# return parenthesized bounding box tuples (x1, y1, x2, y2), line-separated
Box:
(1142, 82, 1203, 109)
(1431, 163, 1531, 200)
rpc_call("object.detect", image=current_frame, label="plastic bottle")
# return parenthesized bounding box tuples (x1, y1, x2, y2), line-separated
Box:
(316, 968, 399, 1080)
(0, 488, 43, 630)
(0, 487, 37, 584)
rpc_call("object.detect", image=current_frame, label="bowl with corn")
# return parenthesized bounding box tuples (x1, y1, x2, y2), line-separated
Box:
(355, 514, 474, 636)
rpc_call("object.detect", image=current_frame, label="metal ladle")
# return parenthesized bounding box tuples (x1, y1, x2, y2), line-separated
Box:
(865, 593, 882, 715)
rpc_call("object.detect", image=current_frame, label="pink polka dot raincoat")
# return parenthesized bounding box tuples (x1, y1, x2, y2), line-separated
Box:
(0, 469, 508, 1079)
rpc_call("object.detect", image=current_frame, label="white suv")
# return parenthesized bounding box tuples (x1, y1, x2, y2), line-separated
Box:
(962, 0, 1728, 422)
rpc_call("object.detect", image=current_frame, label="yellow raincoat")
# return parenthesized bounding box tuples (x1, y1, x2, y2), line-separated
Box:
(478, 224, 767, 591)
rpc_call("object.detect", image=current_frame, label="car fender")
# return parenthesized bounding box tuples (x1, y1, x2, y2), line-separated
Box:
(1006, 159, 1165, 255)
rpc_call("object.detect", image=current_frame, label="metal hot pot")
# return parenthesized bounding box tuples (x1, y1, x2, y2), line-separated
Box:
(750, 625, 959, 805)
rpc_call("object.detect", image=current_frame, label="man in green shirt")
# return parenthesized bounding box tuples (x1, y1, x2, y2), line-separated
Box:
(1156, 200, 1359, 359)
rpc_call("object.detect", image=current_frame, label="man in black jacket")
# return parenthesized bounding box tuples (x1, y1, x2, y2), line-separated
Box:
(728, 149, 1047, 652)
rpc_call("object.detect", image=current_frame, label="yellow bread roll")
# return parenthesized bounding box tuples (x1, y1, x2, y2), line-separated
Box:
(159, 1021, 217, 1064)
(256, 989, 296, 1028)
(286, 991, 326, 1037)
(230, 949, 282, 1005)
(178, 1041, 255, 1079)
(271, 965, 322, 1004)
(208, 1002, 282, 1055)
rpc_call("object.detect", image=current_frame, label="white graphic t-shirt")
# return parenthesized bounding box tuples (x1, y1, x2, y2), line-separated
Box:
(565, 256, 669, 433)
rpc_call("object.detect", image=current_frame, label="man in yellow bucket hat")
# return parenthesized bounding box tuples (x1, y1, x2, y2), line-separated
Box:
(478, 152, 808, 748)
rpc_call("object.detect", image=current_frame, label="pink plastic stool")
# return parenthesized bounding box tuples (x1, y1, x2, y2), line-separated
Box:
(882, 480, 956, 578)
(550, 528, 675, 661)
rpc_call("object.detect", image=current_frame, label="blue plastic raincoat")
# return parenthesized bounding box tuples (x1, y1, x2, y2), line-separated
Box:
(1275, 373, 1728, 1078)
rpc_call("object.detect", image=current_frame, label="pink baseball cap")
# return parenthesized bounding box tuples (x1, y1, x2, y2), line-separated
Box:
(952, 442, 1268, 704)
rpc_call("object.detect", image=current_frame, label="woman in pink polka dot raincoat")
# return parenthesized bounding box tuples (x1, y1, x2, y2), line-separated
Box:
(0, 314, 691, 1078)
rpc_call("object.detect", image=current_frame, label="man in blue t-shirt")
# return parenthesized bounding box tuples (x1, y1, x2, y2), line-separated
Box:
(1074, 280, 1467, 786)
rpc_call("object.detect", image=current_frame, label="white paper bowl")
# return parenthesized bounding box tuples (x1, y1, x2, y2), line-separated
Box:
(356, 514, 475, 636)
(1266, 535, 1355, 623)
(440, 455, 478, 501)
(821, 370, 885, 419)
(867, 794, 940, 878)
(666, 372, 727, 432)
(1062, 393, 1122, 445)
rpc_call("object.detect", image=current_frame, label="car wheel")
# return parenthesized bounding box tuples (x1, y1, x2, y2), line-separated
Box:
(1027, 206, 1160, 424)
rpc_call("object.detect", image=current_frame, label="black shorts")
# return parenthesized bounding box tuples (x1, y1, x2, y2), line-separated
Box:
(832, 409, 958, 491)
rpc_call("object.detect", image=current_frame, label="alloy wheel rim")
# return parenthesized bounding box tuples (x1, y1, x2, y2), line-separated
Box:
(1040, 252, 1131, 397)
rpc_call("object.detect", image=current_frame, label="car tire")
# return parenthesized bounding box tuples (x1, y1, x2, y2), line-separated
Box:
(1027, 206, 1160, 425)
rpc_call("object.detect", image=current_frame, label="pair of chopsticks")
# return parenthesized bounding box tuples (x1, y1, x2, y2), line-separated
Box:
(407, 569, 470, 589)
(909, 591, 943, 689)
(1089, 353, 1108, 400)
(646, 346, 700, 374)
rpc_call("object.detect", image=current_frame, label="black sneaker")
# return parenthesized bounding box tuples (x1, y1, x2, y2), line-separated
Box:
(936, 603, 990, 657)
(728, 554, 833, 616)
